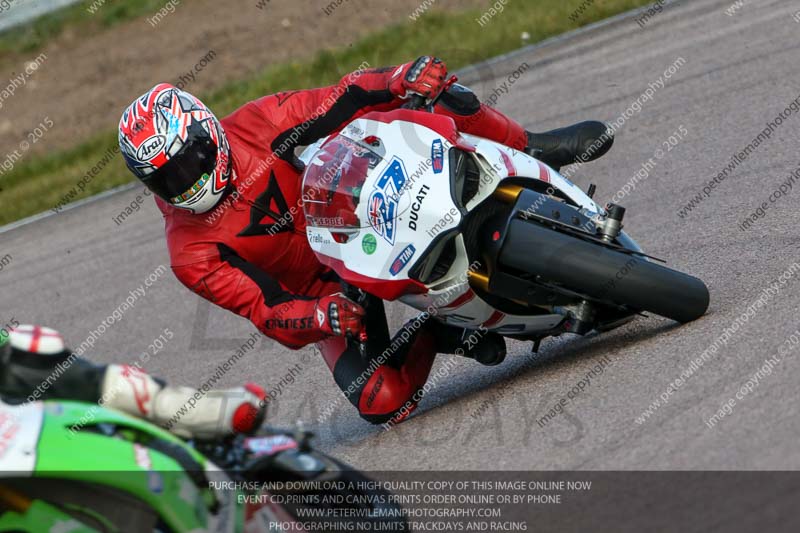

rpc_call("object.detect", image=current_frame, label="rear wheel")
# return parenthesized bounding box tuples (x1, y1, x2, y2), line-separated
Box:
(499, 218, 709, 323)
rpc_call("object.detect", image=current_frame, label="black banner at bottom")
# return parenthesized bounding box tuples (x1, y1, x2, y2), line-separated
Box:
(226, 471, 800, 532)
(4, 471, 799, 532)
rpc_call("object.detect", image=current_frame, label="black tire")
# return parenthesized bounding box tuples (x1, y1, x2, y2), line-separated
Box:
(499, 218, 710, 323)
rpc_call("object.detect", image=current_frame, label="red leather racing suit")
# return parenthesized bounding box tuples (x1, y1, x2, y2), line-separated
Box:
(156, 66, 528, 424)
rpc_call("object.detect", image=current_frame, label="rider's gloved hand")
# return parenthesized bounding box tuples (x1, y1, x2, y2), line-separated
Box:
(389, 56, 448, 100)
(101, 365, 267, 440)
(314, 293, 365, 337)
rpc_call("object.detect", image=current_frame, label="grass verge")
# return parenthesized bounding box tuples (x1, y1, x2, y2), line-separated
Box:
(0, 0, 168, 56)
(0, 0, 653, 226)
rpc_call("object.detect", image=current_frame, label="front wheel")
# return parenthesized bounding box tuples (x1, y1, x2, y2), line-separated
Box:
(499, 218, 710, 323)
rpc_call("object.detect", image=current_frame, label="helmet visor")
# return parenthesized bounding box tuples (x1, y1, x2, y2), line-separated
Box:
(142, 133, 218, 204)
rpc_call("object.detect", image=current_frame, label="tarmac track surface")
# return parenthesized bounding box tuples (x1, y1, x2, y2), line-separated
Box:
(2, 0, 800, 477)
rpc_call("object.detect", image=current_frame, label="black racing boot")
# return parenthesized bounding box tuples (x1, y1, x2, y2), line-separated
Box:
(525, 121, 614, 171)
(430, 322, 506, 366)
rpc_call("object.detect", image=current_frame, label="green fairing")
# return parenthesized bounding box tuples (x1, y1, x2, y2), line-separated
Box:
(1, 401, 235, 532)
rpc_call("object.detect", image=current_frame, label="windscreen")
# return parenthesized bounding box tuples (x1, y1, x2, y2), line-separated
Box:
(301, 135, 384, 230)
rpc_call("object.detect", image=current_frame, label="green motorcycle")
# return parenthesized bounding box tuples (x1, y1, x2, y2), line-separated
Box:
(0, 399, 408, 532)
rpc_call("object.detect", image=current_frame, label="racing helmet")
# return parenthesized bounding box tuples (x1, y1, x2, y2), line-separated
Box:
(119, 83, 231, 214)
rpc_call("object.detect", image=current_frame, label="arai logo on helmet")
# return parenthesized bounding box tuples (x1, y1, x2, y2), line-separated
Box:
(136, 134, 166, 161)
(389, 244, 416, 276)
(431, 139, 444, 174)
(368, 157, 408, 245)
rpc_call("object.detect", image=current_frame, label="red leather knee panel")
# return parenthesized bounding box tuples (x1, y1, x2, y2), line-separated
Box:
(316, 327, 437, 424)
(357, 329, 436, 421)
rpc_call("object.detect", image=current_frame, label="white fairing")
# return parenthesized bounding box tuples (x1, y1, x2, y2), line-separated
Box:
(302, 115, 624, 335)
(304, 120, 461, 282)
(0, 401, 43, 475)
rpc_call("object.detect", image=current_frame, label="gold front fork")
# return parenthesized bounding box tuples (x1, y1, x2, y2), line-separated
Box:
(493, 184, 524, 204)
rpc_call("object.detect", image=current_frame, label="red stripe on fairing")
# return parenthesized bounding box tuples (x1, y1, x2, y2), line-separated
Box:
(315, 254, 428, 301)
(360, 109, 477, 153)
(482, 310, 505, 328)
(443, 289, 475, 309)
(499, 150, 517, 176)
(362, 110, 460, 145)
(537, 161, 550, 183)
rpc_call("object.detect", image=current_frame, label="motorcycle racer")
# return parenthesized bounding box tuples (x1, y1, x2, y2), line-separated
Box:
(0, 325, 266, 439)
(118, 56, 613, 424)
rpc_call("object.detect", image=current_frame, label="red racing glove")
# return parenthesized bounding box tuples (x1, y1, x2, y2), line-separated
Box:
(389, 56, 448, 100)
(314, 293, 366, 337)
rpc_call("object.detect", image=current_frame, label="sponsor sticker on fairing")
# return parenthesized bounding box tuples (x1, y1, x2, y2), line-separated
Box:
(368, 157, 408, 244)
(148, 472, 164, 494)
(431, 139, 444, 174)
(389, 244, 416, 276)
(244, 435, 298, 457)
(362, 233, 377, 254)
(133, 442, 153, 469)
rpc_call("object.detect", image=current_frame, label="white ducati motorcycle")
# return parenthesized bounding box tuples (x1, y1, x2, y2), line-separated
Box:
(299, 95, 709, 349)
